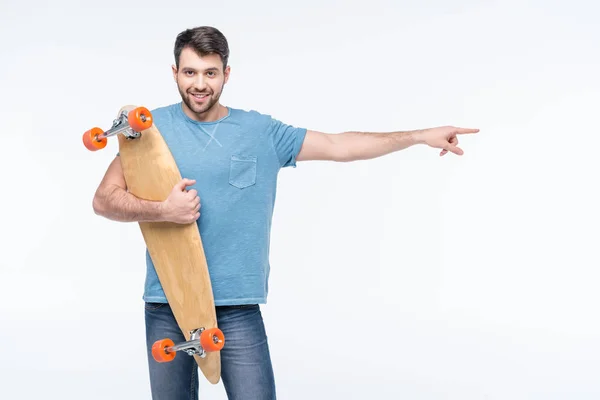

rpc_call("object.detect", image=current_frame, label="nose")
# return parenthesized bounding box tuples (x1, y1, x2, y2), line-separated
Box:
(193, 75, 208, 90)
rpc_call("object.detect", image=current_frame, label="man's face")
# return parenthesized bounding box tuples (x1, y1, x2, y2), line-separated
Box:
(172, 47, 230, 118)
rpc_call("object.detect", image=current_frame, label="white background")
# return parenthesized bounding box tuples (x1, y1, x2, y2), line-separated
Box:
(1, 0, 599, 398)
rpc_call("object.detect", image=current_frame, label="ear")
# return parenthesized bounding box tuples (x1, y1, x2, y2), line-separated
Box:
(224, 65, 231, 83)
(171, 64, 178, 81)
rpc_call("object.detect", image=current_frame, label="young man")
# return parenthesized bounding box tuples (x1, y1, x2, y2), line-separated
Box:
(92, 26, 478, 399)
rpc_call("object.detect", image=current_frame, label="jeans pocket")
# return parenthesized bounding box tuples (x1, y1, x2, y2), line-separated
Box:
(144, 302, 167, 311)
(229, 154, 257, 189)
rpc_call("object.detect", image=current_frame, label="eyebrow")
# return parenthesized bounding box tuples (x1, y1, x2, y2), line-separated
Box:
(181, 67, 219, 72)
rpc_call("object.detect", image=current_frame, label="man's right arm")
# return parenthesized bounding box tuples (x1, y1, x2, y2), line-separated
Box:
(93, 157, 201, 224)
(92, 156, 166, 222)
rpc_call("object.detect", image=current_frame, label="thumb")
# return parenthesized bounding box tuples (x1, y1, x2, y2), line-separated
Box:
(174, 178, 196, 191)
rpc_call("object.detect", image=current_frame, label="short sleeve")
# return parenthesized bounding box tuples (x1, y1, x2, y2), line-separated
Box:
(268, 117, 307, 168)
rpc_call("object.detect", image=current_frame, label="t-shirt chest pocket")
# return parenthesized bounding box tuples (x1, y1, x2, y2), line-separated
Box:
(228, 154, 257, 189)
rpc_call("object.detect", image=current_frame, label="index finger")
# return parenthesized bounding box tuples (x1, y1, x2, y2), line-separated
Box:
(455, 127, 479, 134)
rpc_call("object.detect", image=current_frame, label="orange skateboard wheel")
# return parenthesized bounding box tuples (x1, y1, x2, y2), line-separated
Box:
(82, 127, 107, 151)
(127, 106, 153, 131)
(200, 328, 225, 352)
(152, 338, 176, 363)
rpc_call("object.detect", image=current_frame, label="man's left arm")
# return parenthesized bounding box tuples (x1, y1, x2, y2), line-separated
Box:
(296, 126, 479, 162)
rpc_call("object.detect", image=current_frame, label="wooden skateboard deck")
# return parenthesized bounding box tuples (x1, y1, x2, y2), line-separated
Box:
(83, 105, 224, 384)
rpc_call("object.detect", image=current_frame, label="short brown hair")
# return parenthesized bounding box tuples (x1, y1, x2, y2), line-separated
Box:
(174, 26, 229, 70)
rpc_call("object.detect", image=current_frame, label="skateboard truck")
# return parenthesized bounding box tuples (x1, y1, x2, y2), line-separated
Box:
(82, 106, 153, 151)
(151, 327, 225, 363)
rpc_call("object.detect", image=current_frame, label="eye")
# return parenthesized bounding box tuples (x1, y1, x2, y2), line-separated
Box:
(207, 71, 215, 77)
(184, 70, 194, 76)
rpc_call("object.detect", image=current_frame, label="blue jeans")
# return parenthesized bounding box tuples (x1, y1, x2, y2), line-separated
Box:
(144, 302, 276, 399)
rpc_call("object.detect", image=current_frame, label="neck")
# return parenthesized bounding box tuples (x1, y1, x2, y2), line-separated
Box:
(182, 102, 226, 122)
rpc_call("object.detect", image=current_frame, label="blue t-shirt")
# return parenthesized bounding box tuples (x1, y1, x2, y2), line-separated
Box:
(138, 102, 307, 306)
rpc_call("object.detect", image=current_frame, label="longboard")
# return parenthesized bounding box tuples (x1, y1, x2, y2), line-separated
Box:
(83, 105, 224, 384)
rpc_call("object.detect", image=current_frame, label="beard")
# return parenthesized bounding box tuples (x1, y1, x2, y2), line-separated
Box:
(177, 82, 224, 116)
